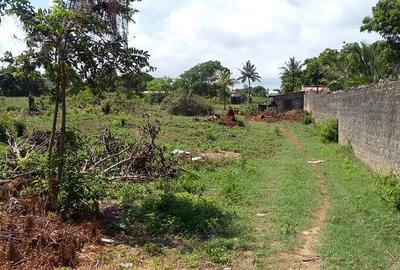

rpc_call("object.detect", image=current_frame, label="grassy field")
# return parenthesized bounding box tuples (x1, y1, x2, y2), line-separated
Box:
(1, 97, 400, 269)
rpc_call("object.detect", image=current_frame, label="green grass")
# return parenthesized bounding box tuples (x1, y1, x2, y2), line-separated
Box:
(291, 123, 400, 270)
(1, 96, 400, 269)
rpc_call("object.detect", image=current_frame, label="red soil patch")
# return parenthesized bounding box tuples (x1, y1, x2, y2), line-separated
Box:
(224, 108, 237, 127)
(249, 109, 307, 123)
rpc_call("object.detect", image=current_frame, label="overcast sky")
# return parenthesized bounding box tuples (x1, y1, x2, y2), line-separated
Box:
(0, 0, 381, 89)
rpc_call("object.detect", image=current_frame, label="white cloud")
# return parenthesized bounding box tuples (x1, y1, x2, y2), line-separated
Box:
(131, 0, 380, 89)
(0, 16, 26, 57)
(0, 0, 381, 89)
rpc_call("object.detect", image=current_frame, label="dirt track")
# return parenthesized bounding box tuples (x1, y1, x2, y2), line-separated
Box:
(279, 127, 330, 270)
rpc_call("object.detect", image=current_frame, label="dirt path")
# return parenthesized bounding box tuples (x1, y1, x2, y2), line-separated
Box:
(278, 127, 330, 270)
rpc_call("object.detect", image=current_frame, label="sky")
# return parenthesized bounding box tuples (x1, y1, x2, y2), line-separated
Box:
(0, 0, 381, 89)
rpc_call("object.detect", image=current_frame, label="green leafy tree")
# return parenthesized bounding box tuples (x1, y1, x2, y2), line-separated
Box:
(280, 57, 304, 93)
(238, 60, 261, 103)
(121, 72, 154, 95)
(213, 68, 236, 110)
(179, 60, 225, 97)
(362, 0, 400, 48)
(251, 85, 268, 97)
(1, 51, 47, 98)
(147, 77, 173, 93)
(347, 41, 388, 84)
(10, 0, 151, 207)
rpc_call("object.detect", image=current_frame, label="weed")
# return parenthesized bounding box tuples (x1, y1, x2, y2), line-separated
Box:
(303, 113, 315, 125)
(379, 171, 400, 211)
(240, 104, 258, 116)
(121, 191, 232, 237)
(13, 119, 26, 137)
(143, 243, 163, 256)
(237, 120, 245, 127)
(319, 118, 338, 143)
(174, 172, 206, 195)
(101, 100, 111, 115)
(162, 91, 213, 116)
(203, 239, 233, 264)
(274, 126, 281, 137)
(218, 169, 242, 203)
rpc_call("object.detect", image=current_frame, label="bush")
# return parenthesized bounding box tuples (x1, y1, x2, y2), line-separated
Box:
(147, 93, 166, 105)
(237, 120, 245, 127)
(71, 88, 98, 108)
(218, 170, 242, 203)
(120, 190, 231, 236)
(162, 91, 213, 116)
(58, 172, 107, 214)
(240, 104, 258, 116)
(13, 119, 26, 137)
(101, 100, 111, 115)
(174, 172, 206, 195)
(379, 171, 400, 211)
(303, 114, 315, 125)
(0, 119, 7, 143)
(319, 118, 338, 143)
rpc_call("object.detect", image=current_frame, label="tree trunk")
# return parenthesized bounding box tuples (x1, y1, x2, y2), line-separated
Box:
(248, 79, 252, 104)
(48, 65, 61, 157)
(56, 61, 67, 188)
(48, 61, 61, 208)
(224, 87, 227, 110)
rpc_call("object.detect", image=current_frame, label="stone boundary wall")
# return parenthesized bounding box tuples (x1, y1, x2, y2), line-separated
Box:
(304, 81, 400, 172)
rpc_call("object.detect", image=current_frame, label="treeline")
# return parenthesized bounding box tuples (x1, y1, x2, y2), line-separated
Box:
(280, 0, 400, 93)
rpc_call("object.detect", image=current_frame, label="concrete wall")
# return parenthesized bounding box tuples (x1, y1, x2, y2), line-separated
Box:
(304, 81, 400, 172)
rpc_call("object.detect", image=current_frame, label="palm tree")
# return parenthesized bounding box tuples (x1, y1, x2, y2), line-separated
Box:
(280, 57, 303, 93)
(213, 68, 236, 110)
(238, 60, 261, 103)
(350, 41, 386, 84)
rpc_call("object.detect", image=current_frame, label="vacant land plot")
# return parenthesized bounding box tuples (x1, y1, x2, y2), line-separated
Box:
(1, 98, 399, 269)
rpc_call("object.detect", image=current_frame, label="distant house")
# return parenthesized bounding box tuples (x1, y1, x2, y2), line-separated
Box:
(302, 85, 330, 93)
(230, 92, 247, 104)
(271, 91, 305, 112)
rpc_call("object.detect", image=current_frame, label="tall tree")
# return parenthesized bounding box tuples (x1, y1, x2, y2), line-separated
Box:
(178, 60, 225, 97)
(348, 41, 388, 84)
(213, 68, 236, 110)
(238, 60, 261, 103)
(362, 0, 400, 49)
(1, 51, 47, 98)
(280, 57, 303, 93)
(9, 0, 151, 208)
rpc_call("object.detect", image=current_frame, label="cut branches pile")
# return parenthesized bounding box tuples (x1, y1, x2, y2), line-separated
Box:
(1, 118, 176, 186)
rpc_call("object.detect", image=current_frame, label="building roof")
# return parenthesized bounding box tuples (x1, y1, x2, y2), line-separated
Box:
(270, 91, 305, 98)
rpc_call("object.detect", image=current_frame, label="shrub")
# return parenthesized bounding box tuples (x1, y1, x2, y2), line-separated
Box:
(101, 100, 111, 115)
(147, 93, 166, 105)
(319, 118, 338, 143)
(162, 91, 213, 116)
(303, 114, 315, 125)
(174, 172, 206, 195)
(13, 119, 26, 137)
(58, 172, 107, 214)
(218, 170, 242, 203)
(240, 104, 258, 116)
(0, 119, 7, 143)
(71, 88, 97, 107)
(379, 171, 400, 211)
(120, 191, 231, 237)
(0, 114, 13, 143)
